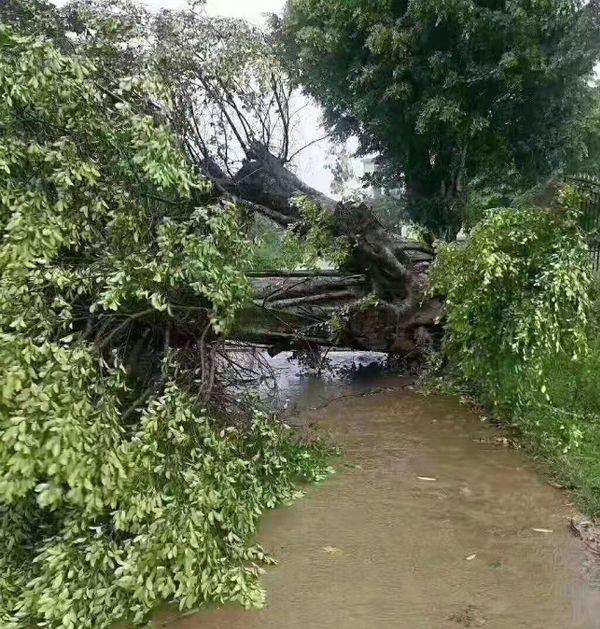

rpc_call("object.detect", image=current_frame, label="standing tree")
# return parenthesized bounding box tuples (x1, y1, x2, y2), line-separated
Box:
(279, 0, 600, 238)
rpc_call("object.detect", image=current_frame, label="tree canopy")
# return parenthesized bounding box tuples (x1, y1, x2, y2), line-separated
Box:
(280, 0, 600, 237)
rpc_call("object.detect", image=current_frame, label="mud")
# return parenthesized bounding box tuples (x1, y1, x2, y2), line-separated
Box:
(154, 353, 600, 629)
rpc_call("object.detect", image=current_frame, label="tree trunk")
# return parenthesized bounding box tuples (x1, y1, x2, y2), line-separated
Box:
(232, 204, 444, 361)
(204, 145, 445, 361)
(235, 270, 443, 360)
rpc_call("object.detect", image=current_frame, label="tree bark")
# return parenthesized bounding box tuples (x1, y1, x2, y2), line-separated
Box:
(204, 145, 445, 361)
(235, 270, 443, 360)
(208, 142, 336, 226)
(232, 209, 444, 361)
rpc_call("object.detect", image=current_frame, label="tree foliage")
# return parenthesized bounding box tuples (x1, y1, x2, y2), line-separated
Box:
(2, 0, 337, 235)
(0, 22, 328, 628)
(280, 0, 600, 237)
(431, 201, 591, 399)
(567, 81, 600, 176)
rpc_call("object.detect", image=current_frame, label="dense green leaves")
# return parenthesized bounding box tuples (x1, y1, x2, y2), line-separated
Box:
(432, 204, 591, 393)
(0, 24, 329, 628)
(567, 84, 600, 176)
(0, 24, 250, 334)
(431, 197, 597, 451)
(431, 199, 600, 515)
(281, 0, 600, 236)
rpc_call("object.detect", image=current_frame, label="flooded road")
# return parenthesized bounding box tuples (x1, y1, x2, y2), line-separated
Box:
(155, 353, 600, 629)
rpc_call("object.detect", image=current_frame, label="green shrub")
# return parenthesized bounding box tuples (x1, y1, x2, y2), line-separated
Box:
(511, 333, 600, 515)
(432, 204, 600, 515)
(432, 205, 591, 402)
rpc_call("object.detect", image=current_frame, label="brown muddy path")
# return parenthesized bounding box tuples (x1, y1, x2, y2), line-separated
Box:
(155, 354, 600, 629)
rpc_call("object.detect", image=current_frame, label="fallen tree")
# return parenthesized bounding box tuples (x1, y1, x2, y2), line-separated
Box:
(15, 0, 445, 362)
(193, 116, 445, 360)
(232, 193, 444, 360)
(109, 4, 445, 360)
(172, 129, 442, 359)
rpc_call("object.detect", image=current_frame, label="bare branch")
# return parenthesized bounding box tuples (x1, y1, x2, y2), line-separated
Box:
(286, 134, 330, 164)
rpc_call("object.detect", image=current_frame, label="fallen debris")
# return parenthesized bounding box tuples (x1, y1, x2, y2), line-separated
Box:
(321, 546, 342, 555)
(570, 520, 600, 556)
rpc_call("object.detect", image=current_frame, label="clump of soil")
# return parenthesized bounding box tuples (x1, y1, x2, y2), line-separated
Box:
(448, 604, 486, 627)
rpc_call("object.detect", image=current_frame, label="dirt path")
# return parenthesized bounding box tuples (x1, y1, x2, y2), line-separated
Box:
(154, 357, 600, 629)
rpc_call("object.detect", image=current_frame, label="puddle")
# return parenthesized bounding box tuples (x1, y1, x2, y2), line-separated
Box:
(153, 353, 600, 629)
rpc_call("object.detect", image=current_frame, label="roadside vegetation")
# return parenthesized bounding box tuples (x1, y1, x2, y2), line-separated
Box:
(431, 192, 600, 516)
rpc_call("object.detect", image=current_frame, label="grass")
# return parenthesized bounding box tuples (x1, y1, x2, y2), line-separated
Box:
(514, 331, 600, 517)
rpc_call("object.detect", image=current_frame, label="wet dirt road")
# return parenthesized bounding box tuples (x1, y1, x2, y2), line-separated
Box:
(154, 354, 600, 629)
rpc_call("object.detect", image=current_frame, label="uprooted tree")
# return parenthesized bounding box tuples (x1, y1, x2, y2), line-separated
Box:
(15, 0, 443, 360)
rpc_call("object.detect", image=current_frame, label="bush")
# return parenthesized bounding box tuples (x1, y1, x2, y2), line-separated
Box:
(432, 204, 600, 515)
(515, 291, 600, 515)
(432, 205, 591, 400)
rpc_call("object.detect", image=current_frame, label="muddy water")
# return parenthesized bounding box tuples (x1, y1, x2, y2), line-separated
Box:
(157, 353, 600, 629)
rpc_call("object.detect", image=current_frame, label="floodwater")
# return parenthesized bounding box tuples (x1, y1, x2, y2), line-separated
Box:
(155, 353, 600, 629)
